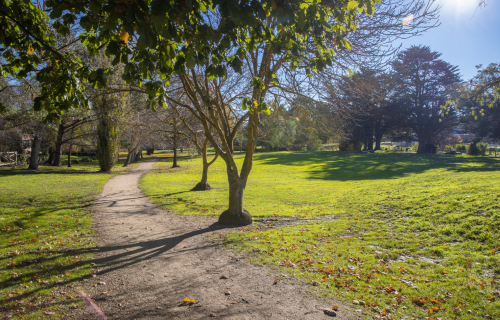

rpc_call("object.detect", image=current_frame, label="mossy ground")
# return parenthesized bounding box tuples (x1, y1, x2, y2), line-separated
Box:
(0, 157, 141, 319)
(141, 151, 500, 319)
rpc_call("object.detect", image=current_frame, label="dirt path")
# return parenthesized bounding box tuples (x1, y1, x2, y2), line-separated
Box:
(71, 159, 355, 320)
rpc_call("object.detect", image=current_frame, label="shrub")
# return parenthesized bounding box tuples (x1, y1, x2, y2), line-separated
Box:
(455, 144, 467, 152)
(17, 153, 29, 165)
(476, 142, 488, 155)
(339, 140, 361, 151)
(411, 143, 419, 151)
(467, 142, 479, 155)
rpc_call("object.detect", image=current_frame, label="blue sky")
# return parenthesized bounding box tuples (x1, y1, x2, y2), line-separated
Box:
(399, 0, 500, 81)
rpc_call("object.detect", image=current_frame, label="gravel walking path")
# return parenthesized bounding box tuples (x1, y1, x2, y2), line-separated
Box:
(70, 158, 354, 319)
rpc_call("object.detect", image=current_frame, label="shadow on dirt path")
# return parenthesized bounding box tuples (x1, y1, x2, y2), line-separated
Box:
(68, 158, 356, 320)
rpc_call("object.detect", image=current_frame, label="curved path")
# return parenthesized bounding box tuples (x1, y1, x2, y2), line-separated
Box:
(72, 159, 354, 320)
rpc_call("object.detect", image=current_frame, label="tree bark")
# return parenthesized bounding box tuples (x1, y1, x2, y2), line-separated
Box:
(172, 147, 180, 168)
(134, 150, 141, 162)
(191, 142, 218, 191)
(68, 142, 72, 167)
(417, 137, 426, 154)
(53, 123, 65, 167)
(47, 147, 55, 165)
(124, 146, 137, 166)
(218, 178, 251, 225)
(374, 131, 383, 151)
(28, 125, 45, 170)
(367, 127, 374, 151)
(124, 151, 134, 166)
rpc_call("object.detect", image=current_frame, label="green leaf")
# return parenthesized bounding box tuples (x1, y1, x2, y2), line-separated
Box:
(229, 56, 242, 74)
(250, 77, 265, 92)
(347, 1, 359, 10)
(258, 102, 271, 115)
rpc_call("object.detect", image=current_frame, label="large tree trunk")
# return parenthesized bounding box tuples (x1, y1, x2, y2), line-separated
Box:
(53, 123, 65, 167)
(417, 137, 426, 154)
(123, 147, 136, 166)
(28, 126, 45, 170)
(374, 132, 383, 151)
(218, 177, 252, 225)
(172, 147, 180, 168)
(367, 127, 374, 151)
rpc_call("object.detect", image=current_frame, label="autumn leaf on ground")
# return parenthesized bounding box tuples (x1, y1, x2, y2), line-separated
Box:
(183, 297, 196, 305)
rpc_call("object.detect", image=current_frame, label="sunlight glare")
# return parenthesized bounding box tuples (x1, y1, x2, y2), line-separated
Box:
(441, 0, 479, 15)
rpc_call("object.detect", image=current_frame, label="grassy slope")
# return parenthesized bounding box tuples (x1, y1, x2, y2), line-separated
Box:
(0, 157, 138, 319)
(142, 151, 500, 319)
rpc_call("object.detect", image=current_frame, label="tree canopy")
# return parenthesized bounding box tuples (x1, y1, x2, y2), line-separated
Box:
(1, 0, 381, 119)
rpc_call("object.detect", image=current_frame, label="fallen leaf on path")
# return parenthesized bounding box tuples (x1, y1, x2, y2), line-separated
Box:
(97, 282, 106, 285)
(220, 275, 228, 279)
(274, 279, 280, 285)
(183, 297, 196, 305)
(225, 291, 231, 295)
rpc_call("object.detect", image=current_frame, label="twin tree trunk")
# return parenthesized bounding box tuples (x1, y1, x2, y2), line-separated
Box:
(216, 111, 259, 226)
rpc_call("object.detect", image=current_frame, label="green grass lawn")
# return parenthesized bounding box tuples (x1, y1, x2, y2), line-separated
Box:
(0, 157, 138, 319)
(141, 151, 500, 319)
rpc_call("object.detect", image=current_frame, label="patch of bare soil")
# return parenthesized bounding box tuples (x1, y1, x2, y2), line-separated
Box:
(67, 159, 356, 320)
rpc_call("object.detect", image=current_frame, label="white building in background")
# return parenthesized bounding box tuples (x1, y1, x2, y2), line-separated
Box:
(396, 141, 415, 147)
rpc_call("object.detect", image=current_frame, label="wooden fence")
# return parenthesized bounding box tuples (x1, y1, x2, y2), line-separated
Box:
(0, 152, 17, 166)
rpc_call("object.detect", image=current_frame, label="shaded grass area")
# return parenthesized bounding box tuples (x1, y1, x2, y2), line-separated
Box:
(142, 151, 500, 319)
(0, 158, 139, 319)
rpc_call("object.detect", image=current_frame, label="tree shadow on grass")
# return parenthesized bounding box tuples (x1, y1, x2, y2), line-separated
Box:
(254, 151, 500, 181)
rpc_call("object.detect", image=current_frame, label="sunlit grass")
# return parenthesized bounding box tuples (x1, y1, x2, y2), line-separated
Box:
(0, 158, 139, 319)
(142, 151, 500, 319)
